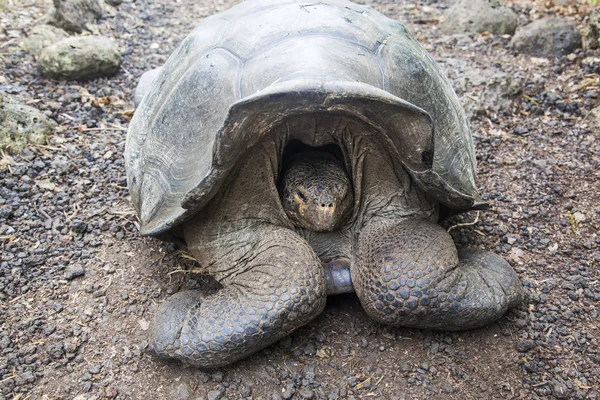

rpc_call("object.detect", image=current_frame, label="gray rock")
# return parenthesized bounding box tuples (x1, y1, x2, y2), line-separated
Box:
(0, 93, 56, 154)
(173, 383, 191, 400)
(65, 263, 85, 280)
(441, 0, 518, 35)
(585, 106, 600, 127)
(38, 36, 122, 81)
(551, 380, 570, 398)
(585, 12, 600, 50)
(515, 338, 535, 352)
(452, 68, 524, 119)
(207, 390, 224, 400)
(510, 18, 581, 58)
(134, 67, 163, 107)
(52, 0, 103, 33)
(24, 25, 69, 57)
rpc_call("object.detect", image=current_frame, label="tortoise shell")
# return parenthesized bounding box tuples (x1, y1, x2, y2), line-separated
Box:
(125, 0, 479, 236)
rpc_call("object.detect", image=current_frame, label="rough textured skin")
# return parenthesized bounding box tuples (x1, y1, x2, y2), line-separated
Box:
(126, 0, 525, 368)
(354, 218, 523, 330)
(280, 151, 353, 232)
(141, 115, 524, 368)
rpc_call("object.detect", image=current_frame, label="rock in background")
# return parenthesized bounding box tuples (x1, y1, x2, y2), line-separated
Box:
(585, 11, 600, 50)
(23, 25, 69, 57)
(510, 17, 582, 58)
(0, 93, 56, 154)
(441, 0, 518, 35)
(453, 69, 525, 120)
(52, 0, 103, 33)
(38, 36, 122, 80)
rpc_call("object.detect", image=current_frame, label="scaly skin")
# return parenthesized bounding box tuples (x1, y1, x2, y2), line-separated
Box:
(353, 217, 524, 330)
(150, 225, 326, 367)
(279, 151, 353, 232)
(147, 115, 524, 368)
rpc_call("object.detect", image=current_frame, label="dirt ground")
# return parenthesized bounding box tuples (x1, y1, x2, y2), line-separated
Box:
(1, 0, 599, 399)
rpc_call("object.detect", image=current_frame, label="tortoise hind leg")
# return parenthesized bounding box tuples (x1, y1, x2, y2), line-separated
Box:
(149, 226, 326, 368)
(353, 218, 524, 330)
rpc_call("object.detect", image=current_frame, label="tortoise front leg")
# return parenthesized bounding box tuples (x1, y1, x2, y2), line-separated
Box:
(353, 218, 524, 330)
(149, 228, 326, 368)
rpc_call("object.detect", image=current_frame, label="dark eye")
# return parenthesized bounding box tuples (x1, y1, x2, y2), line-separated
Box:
(296, 190, 307, 203)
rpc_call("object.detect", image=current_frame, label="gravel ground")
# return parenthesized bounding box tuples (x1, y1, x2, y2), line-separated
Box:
(1, 0, 599, 399)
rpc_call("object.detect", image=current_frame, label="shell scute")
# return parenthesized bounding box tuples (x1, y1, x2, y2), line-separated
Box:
(126, 0, 478, 236)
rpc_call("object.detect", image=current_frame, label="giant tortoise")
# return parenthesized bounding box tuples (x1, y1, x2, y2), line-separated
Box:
(125, 0, 524, 368)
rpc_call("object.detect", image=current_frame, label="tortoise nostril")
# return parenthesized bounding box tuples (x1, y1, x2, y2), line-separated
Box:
(328, 204, 333, 208)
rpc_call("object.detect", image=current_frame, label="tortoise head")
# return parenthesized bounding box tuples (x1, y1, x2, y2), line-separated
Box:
(280, 151, 353, 232)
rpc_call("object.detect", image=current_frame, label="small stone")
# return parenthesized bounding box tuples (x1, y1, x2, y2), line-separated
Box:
(516, 338, 535, 353)
(567, 291, 579, 301)
(88, 364, 101, 374)
(1, 93, 56, 154)
(513, 126, 529, 136)
(298, 388, 314, 399)
(65, 264, 85, 280)
(440, 383, 454, 394)
(585, 11, 600, 50)
(207, 390, 224, 400)
(211, 370, 224, 382)
(70, 220, 88, 233)
(173, 383, 191, 399)
(303, 342, 316, 356)
(551, 380, 570, 398)
(104, 386, 118, 398)
(282, 382, 295, 399)
(399, 363, 411, 372)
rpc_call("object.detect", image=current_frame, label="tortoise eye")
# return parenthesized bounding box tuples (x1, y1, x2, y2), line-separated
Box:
(296, 190, 307, 203)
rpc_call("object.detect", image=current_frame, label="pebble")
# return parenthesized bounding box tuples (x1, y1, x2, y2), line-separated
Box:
(282, 383, 295, 399)
(65, 264, 85, 280)
(516, 338, 535, 353)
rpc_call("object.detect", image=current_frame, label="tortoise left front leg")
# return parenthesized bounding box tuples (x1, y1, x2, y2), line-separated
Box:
(353, 218, 524, 330)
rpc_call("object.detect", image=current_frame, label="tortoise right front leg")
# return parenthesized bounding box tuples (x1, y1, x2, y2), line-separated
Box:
(148, 227, 326, 368)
